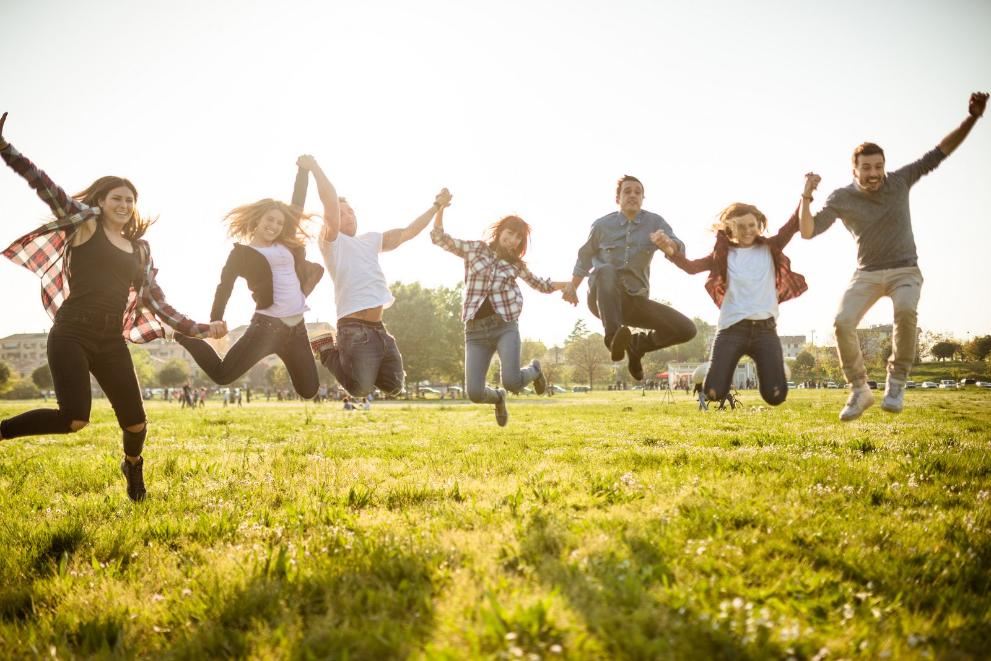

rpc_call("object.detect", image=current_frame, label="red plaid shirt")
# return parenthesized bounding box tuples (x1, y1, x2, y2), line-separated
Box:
(668, 211, 808, 308)
(1, 142, 210, 343)
(432, 227, 555, 322)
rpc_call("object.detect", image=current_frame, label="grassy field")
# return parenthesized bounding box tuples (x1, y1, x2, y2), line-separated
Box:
(1, 389, 989, 659)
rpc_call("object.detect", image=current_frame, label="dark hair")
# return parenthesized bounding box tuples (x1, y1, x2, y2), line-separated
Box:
(615, 175, 644, 203)
(714, 202, 768, 241)
(73, 176, 155, 241)
(852, 142, 885, 166)
(487, 215, 532, 261)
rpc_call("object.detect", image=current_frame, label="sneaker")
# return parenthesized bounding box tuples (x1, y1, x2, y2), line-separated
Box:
(531, 360, 547, 395)
(309, 331, 336, 358)
(610, 326, 631, 362)
(494, 388, 509, 427)
(120, 457, 147, 502)
(839, 385, 875, 422)
(881, 378, 906, 413)
(627, 346, 644, 381)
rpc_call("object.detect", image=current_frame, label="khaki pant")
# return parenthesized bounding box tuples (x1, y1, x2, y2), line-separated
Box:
(833, 266, 923, 386)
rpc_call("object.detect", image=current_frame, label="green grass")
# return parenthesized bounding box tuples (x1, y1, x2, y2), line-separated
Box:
(1, 389, 989, 659)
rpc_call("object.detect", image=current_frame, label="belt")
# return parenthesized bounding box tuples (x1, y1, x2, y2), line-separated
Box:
(729, 317, 777, 330)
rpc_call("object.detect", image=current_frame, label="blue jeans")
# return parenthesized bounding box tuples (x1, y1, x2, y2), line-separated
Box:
(465, 316, 537, 404)
(177, 313, 319, 399)
(321, 319, 405, 398)
(705, 318, 787, 406)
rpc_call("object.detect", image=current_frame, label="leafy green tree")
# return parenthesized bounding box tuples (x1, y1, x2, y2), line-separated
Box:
(384, 282, 464, 386)
(792, 350, 816, 381)
(128, 346, 157, 386)
(158, 359, 191, 387)
(564, 320, 609, 388)
(931, 341, 961, 362)
(0, 360, 11, 390)
(266, 364, 290, 390)
(31, 364, 53, 390)
(964, 335, 991, 362)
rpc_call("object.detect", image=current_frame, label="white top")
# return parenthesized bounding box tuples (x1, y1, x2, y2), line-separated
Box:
(319, 232, 394, 319)
(717, 243, 778, 330)
(251, 243, 308, 318)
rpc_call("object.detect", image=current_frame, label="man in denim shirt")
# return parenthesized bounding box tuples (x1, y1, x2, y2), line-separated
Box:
(567, 175, 697, 380)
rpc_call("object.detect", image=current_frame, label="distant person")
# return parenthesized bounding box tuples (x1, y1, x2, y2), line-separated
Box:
(800, 91, 989, 420)
(0, 112, 216, 502)
(655, 196, 808, 407)
(297, 154, 448, 401)
(567, 175, 697, 381)
(432, 195, 573, 426)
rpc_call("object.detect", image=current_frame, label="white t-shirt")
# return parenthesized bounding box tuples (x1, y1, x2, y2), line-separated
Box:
(319, 232, 394, 319)
(251, 243, 308, 318)
(717, 243, 778, 330)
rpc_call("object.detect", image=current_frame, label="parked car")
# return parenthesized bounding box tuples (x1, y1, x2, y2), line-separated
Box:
(959, 378, 978, 387)
(977, 381, 991, 389)
(938, 380, 957, 390)
(418, 387, 442, 398)
(825, 381, 839, 389)
(866, 380, 879, 390)
(550, 385, 568, 394)
(786, 381, 796, 389)
(572, 386, 591, 393)
(904, 381, 918, 389)
(920, 381, 938, 389)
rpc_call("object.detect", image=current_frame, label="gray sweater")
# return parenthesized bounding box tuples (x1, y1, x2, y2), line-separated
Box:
(812, 147, 946, 271)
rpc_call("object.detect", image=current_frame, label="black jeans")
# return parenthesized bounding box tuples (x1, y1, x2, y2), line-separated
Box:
(0, 310, 147, 453)
(588, 265, 697, 355)
(320, 319, 405, 398)
(705, 318, 787, 406)
(176, 313, 319, 399)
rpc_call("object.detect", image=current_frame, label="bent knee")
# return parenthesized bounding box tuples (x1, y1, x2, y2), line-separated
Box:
(705, 387, 727, 402)
(124, 421, 147, 433)
(681, 322, 698, 342)
(502, 379, 523, 395)
(69, 420, 89, 432)
(833, 315, 858, 333)
(764, 388, 787, 406)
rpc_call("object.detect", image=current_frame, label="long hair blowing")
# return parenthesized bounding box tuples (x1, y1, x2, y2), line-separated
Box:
(486, 215, 532, 262)
(224, 199, 311, 249)
(712, 202, 768, 242)
(73, 176, 155, 241)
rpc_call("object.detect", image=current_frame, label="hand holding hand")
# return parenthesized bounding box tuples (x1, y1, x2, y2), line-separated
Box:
(434, 188, 452, 209)
(208, 320, 228, 339)
(650, 229, 677, 256)
(296, 154, 318, 171)
(803, 172, 821, 197)
(561, 283, 579, 306)
(969, 92, 989, 118)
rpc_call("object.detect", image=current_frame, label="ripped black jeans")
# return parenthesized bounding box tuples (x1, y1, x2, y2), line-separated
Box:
(705, 318, 787, 406)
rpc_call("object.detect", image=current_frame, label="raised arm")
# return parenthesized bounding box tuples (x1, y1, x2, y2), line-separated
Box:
(799, 173, 821, 239)
(382, 188, 451, 252)
(429, 202, 475, 258)
(0, 112, 89, 221)
(938, 92, 988, 157)
(296, 154, 340, 242)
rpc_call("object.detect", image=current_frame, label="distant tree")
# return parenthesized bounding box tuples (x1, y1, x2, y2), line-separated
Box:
(158, 359, 191, 387)
(931, 341, 962, 362)
(792, 350, 816, 381)
(384, 282, 464, 386)
(31, 364, 53, 390)
(521, 339, 547, 367)
(964, 335, 991, 362)
(128, 346, 157, 386)
(266, 364, 290, 391)
(0, 361, 11, 390)
(564, 320, 609, 388)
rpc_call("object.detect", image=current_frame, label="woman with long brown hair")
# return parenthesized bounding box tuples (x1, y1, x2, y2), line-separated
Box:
(0, 112, 218, 501)
(431, 200, 573, 426)
(173, 156, 324, 399)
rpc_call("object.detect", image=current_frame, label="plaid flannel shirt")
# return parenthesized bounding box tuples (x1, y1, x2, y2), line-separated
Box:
(667, 210, 808, 308)
(1, 142, 210, 343)
(431, 227, 555, 322)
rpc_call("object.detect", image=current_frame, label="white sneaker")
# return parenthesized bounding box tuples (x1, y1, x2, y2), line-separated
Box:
(881, 379, 906, 413)
(839, 385, 875, 421)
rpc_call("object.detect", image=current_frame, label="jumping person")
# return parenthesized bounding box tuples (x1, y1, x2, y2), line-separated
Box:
(298, 154, 449, 400)
(0, 112, 218, 501)
(432, 199, 574, 426)
(653, 198, 808, 407)
(173, 165, 324, 399)
(567, 175, 698, 381)
(800, 92, 989, 421)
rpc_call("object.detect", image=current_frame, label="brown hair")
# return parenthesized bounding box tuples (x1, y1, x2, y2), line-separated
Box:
(224, 199, 311, 249)
(615, 175, 644, 203)
(73, 176, 155, 241)
(852, 142, 885, 166)
(712, 203, 768, 241)
(487, 215, 532, 261)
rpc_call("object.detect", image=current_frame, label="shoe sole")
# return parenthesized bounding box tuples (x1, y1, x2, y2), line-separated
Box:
(610, 327, 631, 362)
(880, 402, 903, 413)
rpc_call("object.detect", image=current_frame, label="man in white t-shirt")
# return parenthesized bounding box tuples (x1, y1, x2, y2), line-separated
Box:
(296, 155, 451, 399)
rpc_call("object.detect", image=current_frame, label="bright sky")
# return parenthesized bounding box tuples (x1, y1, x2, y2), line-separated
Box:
(2, 0, 989, 349)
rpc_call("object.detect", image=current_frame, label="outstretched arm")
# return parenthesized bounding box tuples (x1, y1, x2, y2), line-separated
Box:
(938, 92, 988, 157)
(383, 188, 451, 252)
(799, 172, 821, 239)
(296, 155, 340, 242)
(651, 229, 712, 274)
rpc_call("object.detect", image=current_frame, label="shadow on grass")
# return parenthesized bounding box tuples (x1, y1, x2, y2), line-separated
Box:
(162, 533, 443, 659)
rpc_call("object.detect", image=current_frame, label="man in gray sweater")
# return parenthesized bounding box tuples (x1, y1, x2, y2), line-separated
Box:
(800, 91, 988, 421)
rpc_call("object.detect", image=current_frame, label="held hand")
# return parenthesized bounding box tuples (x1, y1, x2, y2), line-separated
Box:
(208, 320, 228, 339)
(803, 172, 821, 196)
(650, 229, 676, 256)
(434, 188, 452, 209)
(296, 154, 318, 171)
(969, 92, 989, 118)
(561, 283, 579, 306)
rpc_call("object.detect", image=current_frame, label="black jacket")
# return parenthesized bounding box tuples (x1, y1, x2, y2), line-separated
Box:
(210, 243, 324, 321)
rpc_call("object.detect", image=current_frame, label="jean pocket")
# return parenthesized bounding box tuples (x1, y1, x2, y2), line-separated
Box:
(339, 325, 369, 348)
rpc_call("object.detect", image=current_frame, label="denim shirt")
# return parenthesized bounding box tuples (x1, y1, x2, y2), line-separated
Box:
(573, 210, 684, 297)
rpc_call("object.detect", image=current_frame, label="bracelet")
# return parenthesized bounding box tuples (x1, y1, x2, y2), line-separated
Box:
(801, 194, 814, 201)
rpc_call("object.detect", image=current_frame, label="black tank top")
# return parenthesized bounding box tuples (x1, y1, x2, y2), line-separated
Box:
(60, 224, 142, 318)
